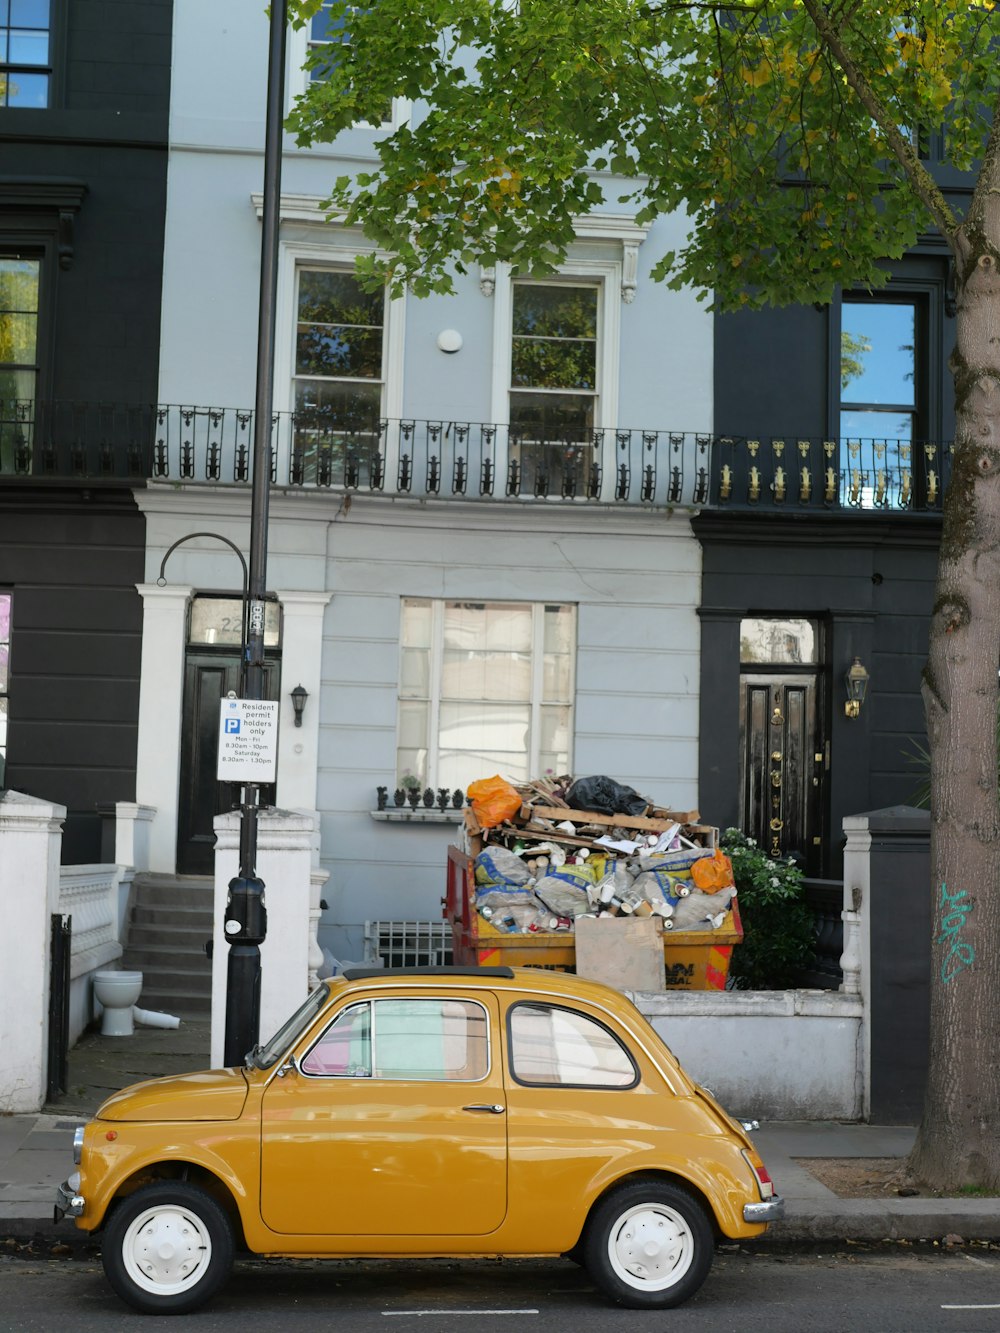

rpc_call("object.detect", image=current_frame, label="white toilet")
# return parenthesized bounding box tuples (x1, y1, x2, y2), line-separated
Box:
(93, 970, 144, 1037)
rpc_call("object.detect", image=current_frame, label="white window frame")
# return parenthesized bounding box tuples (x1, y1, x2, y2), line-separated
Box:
(490, 260, 620, 430)
(269, 217, 406, 484)
(508, 277, 602, 438)
(492, 261, 618, 501)
(397, 598, 576, 792)
(286, 13, 411, 131)
(488, 224, 654, 501)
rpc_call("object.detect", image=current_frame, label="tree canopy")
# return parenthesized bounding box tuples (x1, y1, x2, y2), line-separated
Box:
(287, 0, 1000, 303)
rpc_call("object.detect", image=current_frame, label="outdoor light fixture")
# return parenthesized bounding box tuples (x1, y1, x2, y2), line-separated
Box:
(436, 328, 463, 354)
(844, 657, 870, 719)
(290, 683, 309, 727)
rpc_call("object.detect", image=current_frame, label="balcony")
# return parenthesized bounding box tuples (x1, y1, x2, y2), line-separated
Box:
(0, 400, 952, 514)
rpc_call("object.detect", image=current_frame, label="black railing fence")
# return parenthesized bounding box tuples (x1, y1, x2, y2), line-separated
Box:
(0, 400, 156, 480)
(0, 399, 953, 513)
(149, 407, 715, 507)
(713, 434, 951, 512)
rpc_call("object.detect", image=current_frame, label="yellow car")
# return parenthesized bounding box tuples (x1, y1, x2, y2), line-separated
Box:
(56, 965, 783, 1315)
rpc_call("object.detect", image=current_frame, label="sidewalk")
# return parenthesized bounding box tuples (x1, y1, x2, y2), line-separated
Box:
(2, 1019, 998, 1246)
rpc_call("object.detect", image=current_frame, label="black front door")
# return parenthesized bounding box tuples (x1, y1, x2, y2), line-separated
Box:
(176, 653, 280, 874)
(739, 672, 827, 876)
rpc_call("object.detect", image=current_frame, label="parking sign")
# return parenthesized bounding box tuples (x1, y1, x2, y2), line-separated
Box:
(217, 698, 279, 782)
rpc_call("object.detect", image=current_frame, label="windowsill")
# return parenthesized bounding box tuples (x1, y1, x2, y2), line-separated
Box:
(371, 808, 466, 824)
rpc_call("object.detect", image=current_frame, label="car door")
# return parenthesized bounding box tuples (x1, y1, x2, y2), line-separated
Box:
(500, 997, 669, 1238)
(259, 990, 507, 1237)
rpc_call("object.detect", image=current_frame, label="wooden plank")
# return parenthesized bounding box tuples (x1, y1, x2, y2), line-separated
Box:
(513, 825, 605, 849)
(527, 805, 700, 834)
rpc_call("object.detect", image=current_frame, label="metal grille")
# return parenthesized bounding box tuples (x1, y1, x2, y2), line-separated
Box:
(364, 920, 453, 969)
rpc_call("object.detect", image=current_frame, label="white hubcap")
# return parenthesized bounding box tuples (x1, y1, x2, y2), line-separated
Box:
(121, 1204, 213, 1296)
(608, 1202, 693, 1291)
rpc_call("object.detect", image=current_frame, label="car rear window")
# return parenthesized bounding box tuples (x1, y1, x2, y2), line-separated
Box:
(508, 1003, 637, 1088)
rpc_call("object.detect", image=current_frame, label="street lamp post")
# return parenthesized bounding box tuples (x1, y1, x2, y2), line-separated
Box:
(223, 0, 289, 1067)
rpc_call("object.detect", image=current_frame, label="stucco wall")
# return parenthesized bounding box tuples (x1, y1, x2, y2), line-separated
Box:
(135, 488, 704, 962)
(638, 990, 863, 1121)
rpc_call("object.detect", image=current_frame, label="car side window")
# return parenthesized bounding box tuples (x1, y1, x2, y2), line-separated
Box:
(301, 998, 489, 1081)
(372, 999, 489, 1080)
(508, 1003, 638, 1088)
(301, 1002, 372, 1076)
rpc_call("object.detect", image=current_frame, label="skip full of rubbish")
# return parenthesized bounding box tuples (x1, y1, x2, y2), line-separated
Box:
(463, 773, 735, 938)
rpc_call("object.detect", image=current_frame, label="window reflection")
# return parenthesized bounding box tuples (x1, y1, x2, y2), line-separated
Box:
(839, 299, 917, 509)
(292, 267, 385, 486)
(1, 0, 50, 107)
(739, 618, 817, 666)
(509, 1003, 636, 1087)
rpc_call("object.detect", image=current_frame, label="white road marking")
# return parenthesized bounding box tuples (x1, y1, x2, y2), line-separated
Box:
(941, 1304, 1000, 1310)
(962, 1254, 995, 1269)
(383, 1311, 539, 1318)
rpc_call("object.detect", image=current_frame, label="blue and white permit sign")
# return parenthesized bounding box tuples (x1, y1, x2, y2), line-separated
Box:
(217, 698, 279, 783)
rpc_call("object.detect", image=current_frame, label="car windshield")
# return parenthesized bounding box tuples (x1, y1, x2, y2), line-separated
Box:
(249, 982, 331, 1069)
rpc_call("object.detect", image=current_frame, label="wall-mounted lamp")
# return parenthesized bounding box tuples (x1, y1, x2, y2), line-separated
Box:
(436, 328, 463, 354)
(290, 683, 309, 728)
(844, 657, 870, 719)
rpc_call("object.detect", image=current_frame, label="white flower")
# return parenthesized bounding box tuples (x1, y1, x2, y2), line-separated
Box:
(771, 876, 780, 886)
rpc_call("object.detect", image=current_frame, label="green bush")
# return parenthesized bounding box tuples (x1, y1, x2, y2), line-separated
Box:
(722, 828, 816, 990)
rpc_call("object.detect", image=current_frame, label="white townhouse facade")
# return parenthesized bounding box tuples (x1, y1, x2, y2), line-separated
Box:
(139, 0, 713, 963)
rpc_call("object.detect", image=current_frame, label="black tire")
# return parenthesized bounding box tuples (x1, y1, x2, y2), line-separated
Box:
(101, 1180, 235, 1315)
(583, 1179, 714, 1310)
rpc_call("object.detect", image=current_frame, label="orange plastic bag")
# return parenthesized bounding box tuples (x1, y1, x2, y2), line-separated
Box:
(468, 775, 522, 830)
(690, 849, 735, 893)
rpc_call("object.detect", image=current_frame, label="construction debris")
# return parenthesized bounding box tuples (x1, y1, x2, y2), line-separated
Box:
(461, 773, 732, 936)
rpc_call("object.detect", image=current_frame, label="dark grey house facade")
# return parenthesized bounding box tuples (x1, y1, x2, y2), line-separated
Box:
(701, 223, 959, 880)
(0, 0, 171, 861)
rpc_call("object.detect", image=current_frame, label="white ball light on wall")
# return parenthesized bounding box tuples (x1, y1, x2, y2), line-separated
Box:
(436, 329, 463, 354)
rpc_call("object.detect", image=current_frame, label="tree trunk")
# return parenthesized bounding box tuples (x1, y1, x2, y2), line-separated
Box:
(908, 198, 1000, 1189)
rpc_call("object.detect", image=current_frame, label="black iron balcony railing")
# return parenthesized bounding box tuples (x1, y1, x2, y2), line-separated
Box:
(712, 434, 952, 512)
(150, 406, 716, 507)
(0, 400, 156, 480)
(0, 399, 953, 514)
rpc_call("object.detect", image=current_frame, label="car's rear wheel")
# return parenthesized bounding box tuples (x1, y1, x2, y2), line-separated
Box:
(584, 1179, 713, 1309)
(101, 1181, 234, 1314)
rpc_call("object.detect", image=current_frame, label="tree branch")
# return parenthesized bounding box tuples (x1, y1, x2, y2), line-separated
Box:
(799, 0, 960, 254)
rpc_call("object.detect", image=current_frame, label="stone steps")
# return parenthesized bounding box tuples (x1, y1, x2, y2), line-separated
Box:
(121, 874, 214, 1017)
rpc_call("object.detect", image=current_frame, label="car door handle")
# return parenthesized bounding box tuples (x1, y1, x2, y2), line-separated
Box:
(462, 1103, 505, 1114)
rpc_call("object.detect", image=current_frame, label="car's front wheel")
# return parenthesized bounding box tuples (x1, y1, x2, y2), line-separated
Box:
(584, 1179, 713, 1309)
(101, 1180, 234, 1314)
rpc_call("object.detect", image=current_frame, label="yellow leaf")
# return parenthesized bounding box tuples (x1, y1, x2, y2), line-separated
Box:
(808, 64, 822, 85)
(740, 63, 772, 88)
(731, 254, 743, 267)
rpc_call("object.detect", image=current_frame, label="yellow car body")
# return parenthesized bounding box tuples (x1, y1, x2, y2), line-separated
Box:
(59, 966, 782, 1314)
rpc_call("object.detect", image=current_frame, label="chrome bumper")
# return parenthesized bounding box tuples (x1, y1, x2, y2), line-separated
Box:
(53, 1178, 85, 1222)
(743, 1195, 785, 1224)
